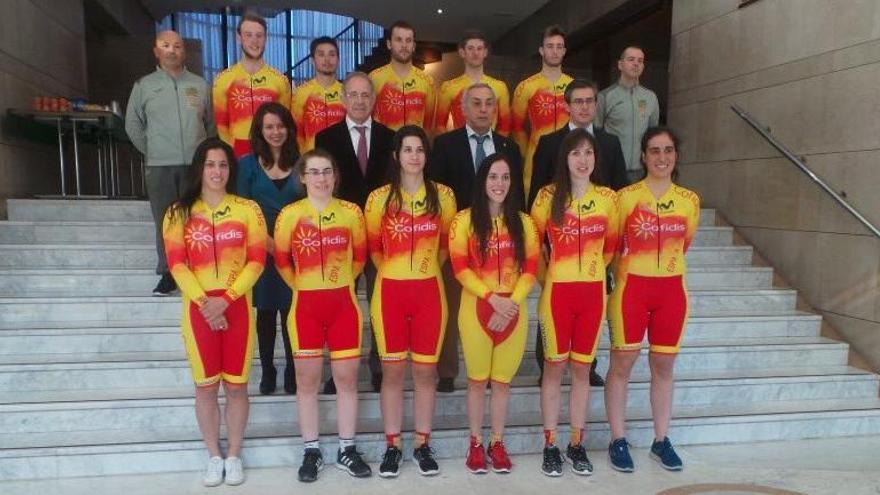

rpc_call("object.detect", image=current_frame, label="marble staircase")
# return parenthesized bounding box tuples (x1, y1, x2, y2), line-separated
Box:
(1, 199, 878, 480)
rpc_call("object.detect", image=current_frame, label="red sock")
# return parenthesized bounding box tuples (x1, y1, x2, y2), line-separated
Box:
(570, 427, 583, 446)
(470, 434, 482, 447)
(414, 431, 430, 448)
(386, 433, 401, 448)
(544, 429, 557, 447)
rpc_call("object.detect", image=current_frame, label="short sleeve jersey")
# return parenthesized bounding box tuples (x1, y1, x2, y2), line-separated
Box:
(273, 197, 367, 290)
(530, 184, 620, 283)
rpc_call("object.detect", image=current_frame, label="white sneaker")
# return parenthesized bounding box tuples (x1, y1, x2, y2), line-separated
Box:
(203, 456, 224, 487)
(224, 456, 245, 485)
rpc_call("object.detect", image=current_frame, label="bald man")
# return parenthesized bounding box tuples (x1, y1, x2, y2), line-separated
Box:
(125, 30, 216, 296)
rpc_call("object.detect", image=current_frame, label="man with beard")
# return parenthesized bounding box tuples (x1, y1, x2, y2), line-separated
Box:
(213, 11, 293, 157)
(126, 30, 215, 297)
(432, 30, 510, 136)
(369, 20, 436, 131)
(291, 37, 346, 152)
(511, 25, 573, 197)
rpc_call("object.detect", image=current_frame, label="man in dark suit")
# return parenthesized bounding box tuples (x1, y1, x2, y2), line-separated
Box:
(527, 79, 628, 209)
(527, 79, 629, 387)
(428, 82, 523, 392)
(315, 70, 394, 393)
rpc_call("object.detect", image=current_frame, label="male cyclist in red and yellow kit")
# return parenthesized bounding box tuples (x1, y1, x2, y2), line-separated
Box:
(530, 129, 619, 477)
(213, 12, 293, 158)
(511, 25, 572, 196)
(369, 21, 436, 131)
(274, 149, 371, 482)
(605, 127, 700, 474)
(365, 126, 457, 478)
(451, 153, 539, 475)
(163, 138, 267, 486)
(432, 30, 510, 135)
(290, 37, 346, 152)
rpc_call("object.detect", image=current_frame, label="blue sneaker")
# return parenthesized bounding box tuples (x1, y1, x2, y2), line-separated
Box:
(650, 437, 683, 471)
(608, 438, 634, 472)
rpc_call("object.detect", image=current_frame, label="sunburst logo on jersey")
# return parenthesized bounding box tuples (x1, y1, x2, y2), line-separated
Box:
(630, 211, 657, 240)
(380, 85, 404, 110)
(292, 225, 319, 256)
(554, 216, 580, 245)
(385, 216, 410, 242)
(184, 223, 213, 253)
(534, 93, 557, 117)
(305, 100, 326, 124)
(229, 87, 252, 110)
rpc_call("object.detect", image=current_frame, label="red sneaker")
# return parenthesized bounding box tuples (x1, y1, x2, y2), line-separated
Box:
(466, 442, 488, 474)
(487, 441, 512, 473)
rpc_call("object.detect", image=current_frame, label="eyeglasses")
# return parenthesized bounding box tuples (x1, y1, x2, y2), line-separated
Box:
(569, 98, 595, 107)
(345, 92, 372, 100)
(303, 169, 334, 177)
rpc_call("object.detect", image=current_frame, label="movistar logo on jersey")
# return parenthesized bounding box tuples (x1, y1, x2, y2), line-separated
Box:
(253, 76, 266, 84)
(326, 90, 339, 99)
(212, 206, 231, 220)
(658, 200, 675, 211)
(321, 212, 336, 223)
(413, 198, 427, 211)
(554, 83, 567, 92)
(578, 200, 596, 213)
(403, 79, 417, 90)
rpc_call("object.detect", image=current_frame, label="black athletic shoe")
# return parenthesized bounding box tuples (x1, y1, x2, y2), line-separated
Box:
(259, 367, 277, 395)
(378, 446, 402, 478)
(565, 443, 594, 476)
(336, 445, 372, 477)
(152, 273, 176, 296)
(298, 448, 323, 483)
(541, 445, 563, 477)
(412, 444, 439, 476)
(589, 361, 605, 387)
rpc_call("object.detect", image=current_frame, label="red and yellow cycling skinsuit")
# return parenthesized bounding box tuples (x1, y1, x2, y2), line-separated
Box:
(163, 195, 268, 386)
(369, 64, 436, 131)
(365, 183, 457, 364)
(433, 74, 510, 135)
(511, 72, 573, 196)
(274, 198, 367, 360)
(213, 62, 293, 158)
(609, 181, 700, 354)
(449, 209, 539, 383)
(290, 78, 346, 152)
(530, 184, 619, 364)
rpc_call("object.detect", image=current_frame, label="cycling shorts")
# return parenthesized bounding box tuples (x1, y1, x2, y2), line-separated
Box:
(609, 274, 688, 354)
(371, 275, 447, 364)
(288, 286, 362, 360)
(459, 292, 527, 384)
(539, 280, 605, 364)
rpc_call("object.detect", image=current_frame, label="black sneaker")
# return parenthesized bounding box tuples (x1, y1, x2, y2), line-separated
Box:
(541, 445, 563, 477)
(152, 273, 176, 296)
(378, 445, 402, 478)
(565, 443, 594, 476)
(608, 437, 634, 472)
(412, 443, 439, 476)
(650, 436, 683, 471)
(297, 447, 323, 483)
(336, 445, 372, 477)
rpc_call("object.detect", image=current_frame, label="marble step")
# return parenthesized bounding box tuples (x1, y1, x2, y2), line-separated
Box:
(0, 313, 822, 357)
(0, 338, 850, 393)
(0, 221, 736, 247)
(0, 289, 799, 325)
(7, 199, 154, 222)
(0, 243, 756, 269)
(2, 369, 876, 450)
(2, 397, 879, 480)
(6, 200, 718, 225)
(0, 265, 776, 297)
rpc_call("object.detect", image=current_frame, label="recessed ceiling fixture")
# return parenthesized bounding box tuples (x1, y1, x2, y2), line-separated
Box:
(437, 8, 444, 14)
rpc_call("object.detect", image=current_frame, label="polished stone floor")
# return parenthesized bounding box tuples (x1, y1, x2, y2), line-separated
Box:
(4, 436, 879, 494)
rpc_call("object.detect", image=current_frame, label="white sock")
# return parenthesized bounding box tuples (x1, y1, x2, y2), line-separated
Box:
(339, 437, 355, 452)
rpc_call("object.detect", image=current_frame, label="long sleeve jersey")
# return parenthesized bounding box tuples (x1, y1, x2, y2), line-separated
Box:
(449, 209, 539, 303)
(163, 194, 268, 305)
(530, 183, 620, 283)
(364, 182, 457, 279)
(273, 197, 367, 290)
(511, 72, 573, 195)
(290, 78, 346, 152)
(433, 74, 510, 135)
(614, 181, 700, 279)
(369, 64, 436, 131)
(212, 62, 292, 157)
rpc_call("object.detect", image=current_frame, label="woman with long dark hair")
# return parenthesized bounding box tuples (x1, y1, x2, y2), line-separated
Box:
(273, 149, 371, 482)
(365, 125, 457, 477)
(237, 102, 303, 395)
(605, 127, 700, 473)
(529, 128, 619, 476)
(449, 152, 539, 475)
(163, 138, 267, 486)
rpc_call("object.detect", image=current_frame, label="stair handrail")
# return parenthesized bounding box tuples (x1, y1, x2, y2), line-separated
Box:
(730, 103, 880, 239)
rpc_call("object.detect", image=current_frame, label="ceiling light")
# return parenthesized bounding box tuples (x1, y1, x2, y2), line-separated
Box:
(437, 8, 444, 14)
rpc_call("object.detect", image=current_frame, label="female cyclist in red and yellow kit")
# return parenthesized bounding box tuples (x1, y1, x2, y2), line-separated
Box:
(274, 149, 371, 482)
(451, 153, 539, 475)
(530, 129, 618, 477)
(163, 138, 267, 486)
(605, 127, 700, 473)
(365, 126, 457, 477)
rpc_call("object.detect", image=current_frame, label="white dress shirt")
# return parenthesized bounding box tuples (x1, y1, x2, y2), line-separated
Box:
(466, 124, 496, 166)
(568, 121, 594, 135)
(346, 116, 372, 155)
